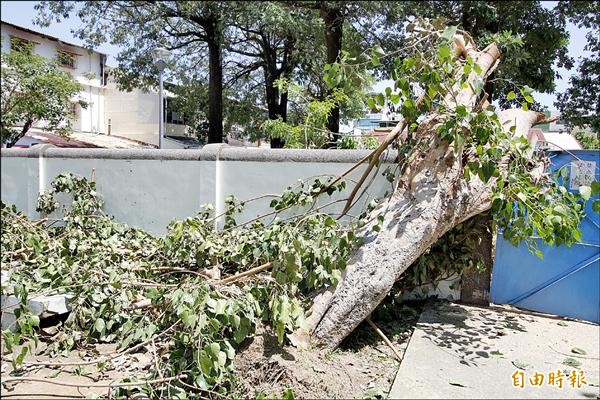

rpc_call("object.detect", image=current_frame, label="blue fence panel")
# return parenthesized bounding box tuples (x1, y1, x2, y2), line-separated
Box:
(491, 150, 600, 323)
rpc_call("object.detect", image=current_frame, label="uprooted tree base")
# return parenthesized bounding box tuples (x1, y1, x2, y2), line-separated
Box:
(234, 301, 424, 399)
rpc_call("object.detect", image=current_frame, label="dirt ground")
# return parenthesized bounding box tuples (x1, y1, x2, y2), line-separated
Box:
(232, 301, 424, 399)
(1, 301, 423, 399)
(1, 342, 156, 398)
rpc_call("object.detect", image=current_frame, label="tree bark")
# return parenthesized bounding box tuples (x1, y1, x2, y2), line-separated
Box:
(321, 6, 344, 140)
(5, 118, 33, 148)
(206, 20, 224, 144)
(307, 108, 547, 349)
(262, 34, 296, 148)
(263, 33, 285, 148)
(305, 35, 548, 349)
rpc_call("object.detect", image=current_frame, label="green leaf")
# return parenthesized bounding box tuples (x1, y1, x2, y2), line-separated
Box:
(437, 46, 451, 60)
(507, 91, 516, 100)
(521, 102, 529, 111)
(199, 352, 212, 375)
(592, 200, 600, 214)
(591, 181, 600, 195)
(403, 57, 415, 69)
(473, 79, 484, 95)
(367, 98, 375, 110)
(282, 388, 295, 400)
(524, 95, 534, 103)
(563, 357, 582, 368)
(94, 318, 105, 333)
(15, 346, 28, 365)
(440, 26, 457, 42)
(234, 322, 248, 344)
(372, 45, 386, 57)
(579, 186, 591, 200)
(370, 56, 381, 67)
(208, 342, 220, 358)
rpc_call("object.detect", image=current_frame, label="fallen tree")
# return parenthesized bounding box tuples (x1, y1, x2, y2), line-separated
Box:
(303, 20, 589, 349)
(1, 20, 594, 397)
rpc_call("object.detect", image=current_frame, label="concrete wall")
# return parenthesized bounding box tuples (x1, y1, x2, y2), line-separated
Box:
(1, 145, 398, 235)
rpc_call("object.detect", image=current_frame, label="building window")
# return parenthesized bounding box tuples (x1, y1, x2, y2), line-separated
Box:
(57, 50, 77, 69)
(100, 61, 109, 86)
(166, 111, 185, 125)
(10, 37, 35, 54)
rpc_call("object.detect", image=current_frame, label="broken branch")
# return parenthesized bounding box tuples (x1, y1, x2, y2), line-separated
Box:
(219, 262, 273, 284)
(1, 374, 187, 388)
(365, 316, 404, 362)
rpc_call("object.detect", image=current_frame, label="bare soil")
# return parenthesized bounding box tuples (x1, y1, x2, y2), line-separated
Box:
(1, 302, 423, 399)
(232, 301, 423, 399)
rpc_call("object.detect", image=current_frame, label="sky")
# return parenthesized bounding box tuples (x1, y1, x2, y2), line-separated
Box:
(0, 0, 591, 112)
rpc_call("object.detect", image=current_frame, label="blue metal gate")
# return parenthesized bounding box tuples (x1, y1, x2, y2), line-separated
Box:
(491, 150, 600, 323)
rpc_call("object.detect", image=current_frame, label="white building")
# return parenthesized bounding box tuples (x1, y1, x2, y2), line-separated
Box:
(103, 73, 189, 147)
(1, 20, 107, 134)
(1, 21, 196, 148)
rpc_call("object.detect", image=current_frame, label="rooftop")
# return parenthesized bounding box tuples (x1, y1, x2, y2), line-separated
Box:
(0, 20, 106, 56)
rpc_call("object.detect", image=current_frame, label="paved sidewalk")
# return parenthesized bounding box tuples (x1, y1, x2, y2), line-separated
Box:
(389, 302, 599, 399)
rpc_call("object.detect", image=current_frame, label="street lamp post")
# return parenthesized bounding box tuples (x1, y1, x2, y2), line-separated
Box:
(152, 47, 171, 149)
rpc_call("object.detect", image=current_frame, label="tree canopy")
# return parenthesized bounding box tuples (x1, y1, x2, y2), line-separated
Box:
(34, 1, 590, 142)
(556, 1, 600, 133)
(0, 40, 84, 147)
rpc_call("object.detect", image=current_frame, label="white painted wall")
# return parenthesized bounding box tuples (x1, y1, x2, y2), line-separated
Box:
(104, 87, 159, 145)
(0, 146, 397, 235)
(1, 22, 106, 134)
(0, 146, 462, 301)
(104, 85, 189, 145)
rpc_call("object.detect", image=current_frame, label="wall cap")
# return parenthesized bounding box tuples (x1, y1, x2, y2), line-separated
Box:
(1, 145, 399, 163)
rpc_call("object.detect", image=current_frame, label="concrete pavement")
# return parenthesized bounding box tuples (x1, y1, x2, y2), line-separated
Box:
(389, 302, 599, 399)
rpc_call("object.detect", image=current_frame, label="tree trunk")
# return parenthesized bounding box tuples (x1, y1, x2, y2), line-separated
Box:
(305, 35, 548, 349)
(307, 108, 546, 349)
(321, 6, 343, 140)
(6, 118, 33, 148)
(265, 64, 285, 148)
(263, 34, 296, 149)
(206, 21, 224, 144)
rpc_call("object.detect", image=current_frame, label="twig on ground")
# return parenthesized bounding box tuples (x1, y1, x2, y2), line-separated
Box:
(3, 321, 180, 367)
(1, 374, 187, 388)
(365, 316, 403, 362)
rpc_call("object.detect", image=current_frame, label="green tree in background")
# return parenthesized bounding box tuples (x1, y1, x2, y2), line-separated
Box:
(34, 1, 588, 146)
(227, 2, 318, 147)
(388, 1, 572, 106)
(36, 1, 241, 144)
(556, 1, 600, 134)
(1, 40, 84, 147)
